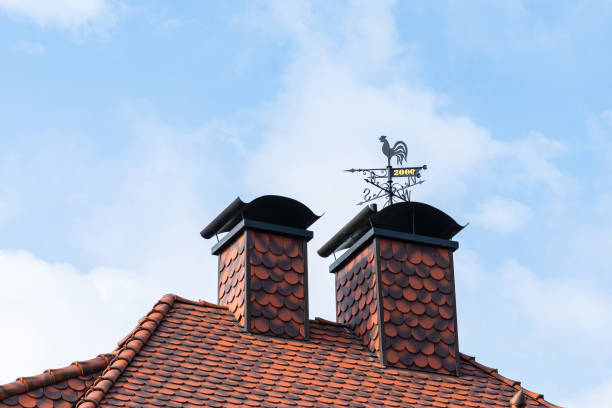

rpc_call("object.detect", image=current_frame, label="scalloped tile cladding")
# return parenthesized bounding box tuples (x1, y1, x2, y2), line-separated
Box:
(218, 232, 247, 326)
(378, 238, 459, 375)
(336, 242, 382, 357)
(248, 230, 308, 339)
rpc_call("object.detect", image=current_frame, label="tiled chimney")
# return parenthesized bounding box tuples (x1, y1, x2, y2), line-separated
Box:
(318, 202, 464, 375)
(201, 195, 319, 340)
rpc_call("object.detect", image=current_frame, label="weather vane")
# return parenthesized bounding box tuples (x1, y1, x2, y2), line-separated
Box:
(345, 136, 427, 207)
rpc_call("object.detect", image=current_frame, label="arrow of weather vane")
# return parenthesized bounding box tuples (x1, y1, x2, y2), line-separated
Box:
(345, 136, 427, 207)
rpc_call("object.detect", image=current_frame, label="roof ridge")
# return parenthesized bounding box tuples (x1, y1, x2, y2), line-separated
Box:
(173, 294, 228, 309)
(313, 316, 345, 327)
(459, 353, 564, 408)
(0, 353, 114, 401)
(75, 293, 177, 408)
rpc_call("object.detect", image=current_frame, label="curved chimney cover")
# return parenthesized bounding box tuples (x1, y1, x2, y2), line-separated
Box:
(201, 195, 321, 239)
(371, 202, 463, 239)
(318, 201, 464, 257)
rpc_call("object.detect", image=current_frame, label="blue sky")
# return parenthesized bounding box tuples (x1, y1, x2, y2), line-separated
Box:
(1, 1, 611, 406)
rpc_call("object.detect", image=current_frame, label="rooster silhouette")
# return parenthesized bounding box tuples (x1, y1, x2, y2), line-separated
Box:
(379, 135, 408, 165)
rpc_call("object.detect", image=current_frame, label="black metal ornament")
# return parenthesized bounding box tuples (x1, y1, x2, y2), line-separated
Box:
(379, 135, 407, 166)
(345, 136, 427, 207)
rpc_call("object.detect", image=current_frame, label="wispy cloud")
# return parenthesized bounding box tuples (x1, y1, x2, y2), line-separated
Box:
(500, 259, 612, 337)
(0, 111, 224, 383)
(0, 249, 144, 379)
(503, 132, 569, 194)
(563, 377, 612, 408)
(468, 195, 531, 233)
(0, 0, 117, 31)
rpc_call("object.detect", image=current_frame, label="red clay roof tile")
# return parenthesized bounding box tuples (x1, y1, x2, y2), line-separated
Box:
(42, 294, 562, 408)
(0, 354, 113, 408)
(74, 294, 176, 408)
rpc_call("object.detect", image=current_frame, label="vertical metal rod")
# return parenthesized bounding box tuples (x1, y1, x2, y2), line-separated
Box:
(386, 162, 393, 207)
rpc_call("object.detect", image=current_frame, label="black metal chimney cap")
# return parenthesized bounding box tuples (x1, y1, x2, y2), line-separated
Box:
(201, 195, 321, 239)
(318, 201, 464, 258)
(317, 204, 377, 258)
(371, 202, 464, 240)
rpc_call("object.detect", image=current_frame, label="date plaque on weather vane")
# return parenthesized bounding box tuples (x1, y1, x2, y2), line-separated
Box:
(345, 136, 427, 207)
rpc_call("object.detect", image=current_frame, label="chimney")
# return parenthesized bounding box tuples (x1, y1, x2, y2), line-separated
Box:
(318, 202, 464, 375)
(201, 195, 320, 340)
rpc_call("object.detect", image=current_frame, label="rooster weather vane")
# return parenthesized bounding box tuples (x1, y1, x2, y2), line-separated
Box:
(345, 136, 427, 207)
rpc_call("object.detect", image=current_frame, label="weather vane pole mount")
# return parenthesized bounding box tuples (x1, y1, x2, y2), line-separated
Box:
(345, 135, 427, 207)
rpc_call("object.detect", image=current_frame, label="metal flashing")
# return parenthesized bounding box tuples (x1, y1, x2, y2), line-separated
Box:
(201, 197, 246, 239)
(329, 228, 376, 273)
(317, 204, 377, 258)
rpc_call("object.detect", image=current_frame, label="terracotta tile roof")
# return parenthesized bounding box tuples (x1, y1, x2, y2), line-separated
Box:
(67, 294, 560, 408)
(76, 294, 177, 408)
(0, 354, 113, 408)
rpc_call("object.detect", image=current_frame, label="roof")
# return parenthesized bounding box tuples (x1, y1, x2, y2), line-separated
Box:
(0, 354, 113, 408)
(25, 293, 559, 408)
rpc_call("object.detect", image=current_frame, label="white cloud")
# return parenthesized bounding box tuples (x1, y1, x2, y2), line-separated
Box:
(245, 3, 495, 203)
(469, 195, 531, 233)
(0, 249, 151, 384)
(513, 132, 568, 192)
(0, 0, 115, 30)
(563, 377, 612, 408)
(0, 112, 224, 384)
(70, 112, 222, 295)
(500, 259, 612, 337)
(493, 131, 569, 195)
(453, 248, 486, 290)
